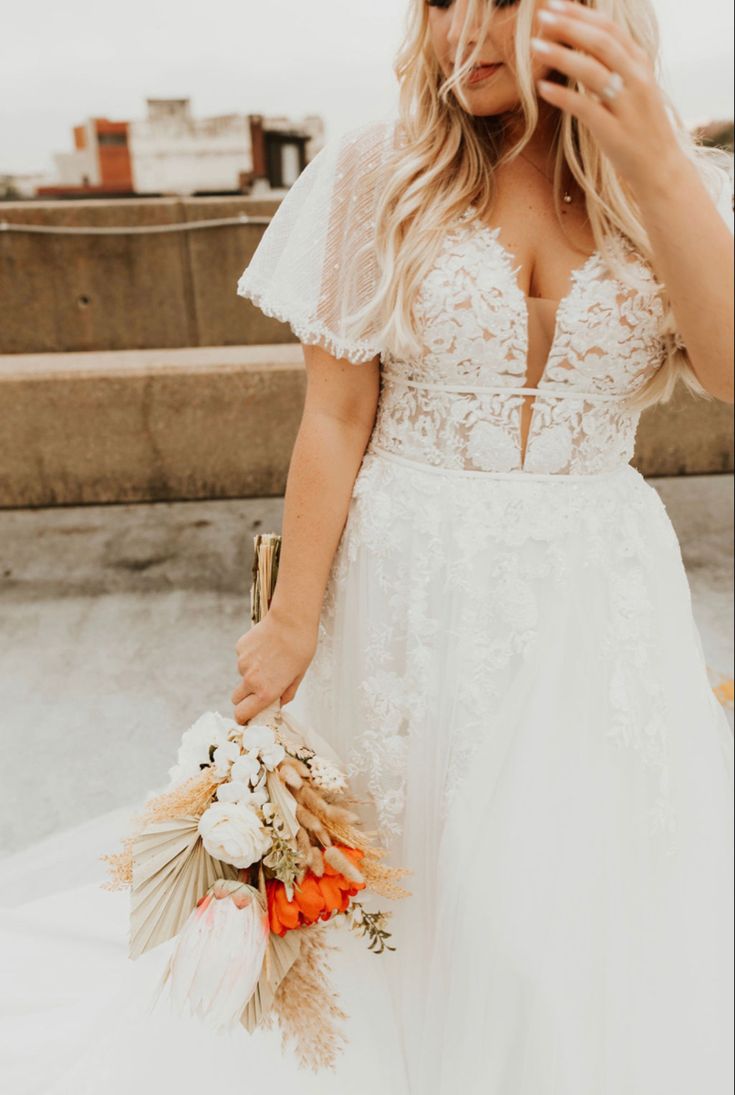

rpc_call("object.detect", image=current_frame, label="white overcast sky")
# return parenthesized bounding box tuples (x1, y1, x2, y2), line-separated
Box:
(2, 0, 733, 175)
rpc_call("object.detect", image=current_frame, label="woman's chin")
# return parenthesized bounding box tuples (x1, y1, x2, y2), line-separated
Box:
(460, 93, 520, 118)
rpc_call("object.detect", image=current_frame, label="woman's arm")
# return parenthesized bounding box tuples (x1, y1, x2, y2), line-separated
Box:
(631, 158, 733, 404)
(532, 0, 734, 402)
(231, 343, 380, 725)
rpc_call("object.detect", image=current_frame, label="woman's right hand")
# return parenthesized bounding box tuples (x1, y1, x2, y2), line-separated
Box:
(230, 611, 318, 725)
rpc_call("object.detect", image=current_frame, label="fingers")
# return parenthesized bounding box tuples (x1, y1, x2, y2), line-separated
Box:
(535, 78, 619, 142)
(535, 1, 648, 92)
(230, 621, 311, 725)
(280, 672, 305, 706)
(231, 664, 279, 723)
(233, 690, 278, 726)
(232, 670, 304, 722)
(531, 36, 617, 103)
(231, 676, 255, 706)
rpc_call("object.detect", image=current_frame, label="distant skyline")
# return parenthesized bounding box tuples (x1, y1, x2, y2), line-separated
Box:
(2, 0, 732, 175)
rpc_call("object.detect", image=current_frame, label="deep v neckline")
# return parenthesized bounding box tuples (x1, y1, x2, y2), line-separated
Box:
(460, 205, 604, 468)
(464, 204, 603, 385)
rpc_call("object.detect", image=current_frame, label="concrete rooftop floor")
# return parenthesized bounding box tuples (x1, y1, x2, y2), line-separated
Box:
(0, 475, 732, 858)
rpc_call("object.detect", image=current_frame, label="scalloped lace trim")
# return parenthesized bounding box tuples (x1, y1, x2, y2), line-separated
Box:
(236, 275, 381, 365)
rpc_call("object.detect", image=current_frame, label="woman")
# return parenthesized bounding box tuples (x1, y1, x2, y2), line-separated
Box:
(234, 0, 734, 1089)
(1, 2, 732, 1093)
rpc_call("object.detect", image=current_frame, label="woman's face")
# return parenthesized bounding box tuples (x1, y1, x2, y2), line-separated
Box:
(427, 0, 549, 116)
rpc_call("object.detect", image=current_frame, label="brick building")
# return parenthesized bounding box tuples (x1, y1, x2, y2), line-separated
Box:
(35, 100, 323, 199)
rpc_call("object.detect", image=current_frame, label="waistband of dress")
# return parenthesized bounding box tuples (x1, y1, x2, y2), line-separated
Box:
(367, 444, 633, 482)
(381, 376, 621, 402)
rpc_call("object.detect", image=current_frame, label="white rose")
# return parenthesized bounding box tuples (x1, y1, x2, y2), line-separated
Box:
(198, 802, 273, 869)
(216, 781, 270, 809)
(212, 741, 241, 778)
(168, 711, 239, 786)
(231, 753, 262, 787)
(242, 724, 285, 771)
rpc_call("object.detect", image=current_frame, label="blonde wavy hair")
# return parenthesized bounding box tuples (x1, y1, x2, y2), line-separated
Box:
(355, 0, 731, 412)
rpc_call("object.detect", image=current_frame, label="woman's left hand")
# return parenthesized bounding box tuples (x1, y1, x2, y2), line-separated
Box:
(530, 0, 684, 194)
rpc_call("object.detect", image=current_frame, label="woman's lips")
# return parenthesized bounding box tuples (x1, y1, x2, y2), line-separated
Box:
(467, 63, 502, 85)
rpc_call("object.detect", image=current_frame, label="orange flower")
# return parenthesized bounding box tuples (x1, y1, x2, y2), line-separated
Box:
(267, 880, 300, 935)
(266, 846, 366, 936)
(292, 875, 325, 921)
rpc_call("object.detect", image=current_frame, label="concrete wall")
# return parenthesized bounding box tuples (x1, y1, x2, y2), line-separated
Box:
(1, 197, 732, 504)
(0, 346, 306, 507)
(0, 344, 732, 508)
(0, 197, 289, 354)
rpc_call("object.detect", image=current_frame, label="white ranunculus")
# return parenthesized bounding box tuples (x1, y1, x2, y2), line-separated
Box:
(167, 711, 240, 787)
(216, 780, 251, 804)
(260, 742, 285, 770)
(198, 801, 273, 869)
(241, 724, 286, 770)
(241, 724, 275, 752)
(231, 753, 262, 787)
(216, 781, 270, 809)
(212, 740, 241, 778)
(249, 787, 269, 808)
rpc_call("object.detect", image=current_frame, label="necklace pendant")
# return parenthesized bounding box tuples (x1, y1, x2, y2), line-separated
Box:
(563, 191, 573, 204)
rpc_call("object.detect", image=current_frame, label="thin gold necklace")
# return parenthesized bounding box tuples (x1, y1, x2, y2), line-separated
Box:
(519, 151, 574, 204)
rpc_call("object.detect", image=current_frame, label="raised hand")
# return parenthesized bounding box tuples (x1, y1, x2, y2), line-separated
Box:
(531, 0, 687, 193)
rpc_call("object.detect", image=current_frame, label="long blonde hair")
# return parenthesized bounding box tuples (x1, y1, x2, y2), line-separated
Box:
(351, 0, 731, 411)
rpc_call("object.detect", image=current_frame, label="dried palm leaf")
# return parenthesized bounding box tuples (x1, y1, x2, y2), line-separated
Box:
(265, 769, 300, 839)
(240, 929, 302, 1032)
(100, 768, 220, 892)
(129, 815, 238, 960)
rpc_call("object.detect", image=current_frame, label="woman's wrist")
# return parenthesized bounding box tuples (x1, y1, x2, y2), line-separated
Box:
(628, 148, 697, 208)
(267, 596, 321, 642)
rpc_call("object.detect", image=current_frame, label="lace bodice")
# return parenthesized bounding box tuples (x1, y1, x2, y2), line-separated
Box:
(370, 208, 671, 476)
(237, 119, 734, 478)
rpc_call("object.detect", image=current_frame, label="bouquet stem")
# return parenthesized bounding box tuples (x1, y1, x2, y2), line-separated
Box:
(249, 533, 284, 731)
(251, 533, 282, 626)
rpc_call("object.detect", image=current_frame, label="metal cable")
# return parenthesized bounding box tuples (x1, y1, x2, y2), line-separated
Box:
(0, 214, 272, 236)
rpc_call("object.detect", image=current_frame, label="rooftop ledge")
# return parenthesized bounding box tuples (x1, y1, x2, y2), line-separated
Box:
(0, 345, 732, 508)
(0, 343, 303, 381)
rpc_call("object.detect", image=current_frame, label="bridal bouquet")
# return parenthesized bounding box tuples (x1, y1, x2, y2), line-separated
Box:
(102, 533, 410, 1071)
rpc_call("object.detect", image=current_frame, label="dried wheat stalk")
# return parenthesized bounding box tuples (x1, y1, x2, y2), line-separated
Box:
(99, 767, 219, 890)
(264, 923, 349, 1072)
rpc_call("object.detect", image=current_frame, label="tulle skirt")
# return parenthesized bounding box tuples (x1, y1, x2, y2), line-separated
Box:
(1, 452, 733, 1094)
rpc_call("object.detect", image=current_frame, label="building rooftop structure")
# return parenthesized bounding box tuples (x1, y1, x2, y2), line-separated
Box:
(33, 99, 324, 200)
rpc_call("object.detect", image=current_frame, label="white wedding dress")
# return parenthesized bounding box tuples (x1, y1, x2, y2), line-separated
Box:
(2, 118, 734, 1095)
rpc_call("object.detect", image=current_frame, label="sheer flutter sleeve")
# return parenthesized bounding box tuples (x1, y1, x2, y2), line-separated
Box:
(236, 119, 397, 364)
(670, 157, 734, 352)
(711, 157, 734, 235)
